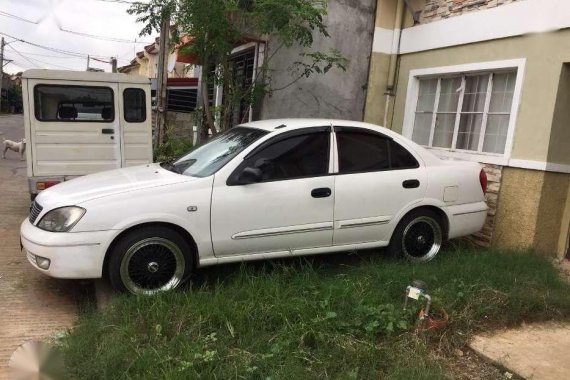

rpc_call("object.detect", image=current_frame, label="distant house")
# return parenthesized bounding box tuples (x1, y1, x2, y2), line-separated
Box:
(364, 0, 569, 257)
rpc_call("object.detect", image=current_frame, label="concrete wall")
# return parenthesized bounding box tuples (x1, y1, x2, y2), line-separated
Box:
(389, 30, 570, 165)
(363, 0, 398, 127)
(559, 185, 570, 257)
(260, 0, 376, 121)
(493, 167, 570, 256)
(548, 64, 570, 165)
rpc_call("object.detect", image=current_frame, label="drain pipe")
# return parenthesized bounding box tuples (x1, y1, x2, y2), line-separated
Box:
(384, 0, 406, 129)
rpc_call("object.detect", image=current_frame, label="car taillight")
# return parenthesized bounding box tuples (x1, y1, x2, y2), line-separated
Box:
(479, 169, 487, 194)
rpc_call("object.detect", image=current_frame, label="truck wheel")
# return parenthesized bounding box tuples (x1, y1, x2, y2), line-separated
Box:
(108, 226, 193, 295)
(388, 209, 443, 262)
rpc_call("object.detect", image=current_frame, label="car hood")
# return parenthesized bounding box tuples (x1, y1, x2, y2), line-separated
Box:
(36, 164, 194, 209)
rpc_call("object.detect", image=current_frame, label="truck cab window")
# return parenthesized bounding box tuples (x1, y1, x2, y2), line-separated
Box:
(34, 85, 114, 122)
(123, 88, 146, 123)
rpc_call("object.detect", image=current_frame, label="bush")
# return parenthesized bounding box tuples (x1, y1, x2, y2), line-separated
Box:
(154, 125, 194, 163)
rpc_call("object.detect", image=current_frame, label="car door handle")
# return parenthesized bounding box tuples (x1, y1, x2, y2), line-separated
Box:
(311, 187, 332, 198)
(101, 128, 114, 134)
(402, 179, 420, 189)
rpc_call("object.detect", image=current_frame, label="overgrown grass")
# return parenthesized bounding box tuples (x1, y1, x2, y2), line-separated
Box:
(62, 245, 570, 379)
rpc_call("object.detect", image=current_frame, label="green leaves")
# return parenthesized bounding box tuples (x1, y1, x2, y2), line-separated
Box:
(128, 0, 348, 133)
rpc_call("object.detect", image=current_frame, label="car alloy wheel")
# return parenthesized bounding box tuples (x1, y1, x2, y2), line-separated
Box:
(119, 237, 186, 295)
(401, 216, 442, 262)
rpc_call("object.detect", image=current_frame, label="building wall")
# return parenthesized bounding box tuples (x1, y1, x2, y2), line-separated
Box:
(419, 0, 522, 24)
(363, 0, 398, 126)
(493, 168, 570, 256)
(559, 185, 570, 257)
(260, 0, 376, 121)
(364, 0, 570, 255)
(390, 30, 570, 166)
(548, 64, 570, 166)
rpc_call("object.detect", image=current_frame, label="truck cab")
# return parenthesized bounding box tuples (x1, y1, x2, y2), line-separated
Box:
(22, 69, 153, 199)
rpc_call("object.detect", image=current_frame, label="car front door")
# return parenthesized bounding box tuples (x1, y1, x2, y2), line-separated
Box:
(210, 127, 335, 257)
(332, 127, 427, 246)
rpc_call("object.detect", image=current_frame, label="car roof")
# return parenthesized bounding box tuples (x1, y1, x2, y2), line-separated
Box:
(22, 69, 150, 84)
(239, 118, 399, 137)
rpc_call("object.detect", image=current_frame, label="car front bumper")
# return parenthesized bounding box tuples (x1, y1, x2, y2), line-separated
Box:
(20, 219, 115, 279)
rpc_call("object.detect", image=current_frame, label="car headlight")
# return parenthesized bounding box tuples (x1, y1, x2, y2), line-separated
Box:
(37, 206, 86, 232)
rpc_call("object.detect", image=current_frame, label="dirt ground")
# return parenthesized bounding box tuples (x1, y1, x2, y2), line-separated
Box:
(0, 114, 85, 378)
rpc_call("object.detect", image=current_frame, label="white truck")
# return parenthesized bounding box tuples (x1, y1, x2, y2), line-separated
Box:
(22, 69, 153, 200)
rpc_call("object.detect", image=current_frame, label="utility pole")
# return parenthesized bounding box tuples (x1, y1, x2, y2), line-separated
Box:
(155, 13, 170, 146)
(0, 37, 4, 113)
(86, 55, 90, 71)
(111, 57, 117, 73)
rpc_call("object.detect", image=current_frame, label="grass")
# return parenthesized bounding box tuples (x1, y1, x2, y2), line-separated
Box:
(61, 244, 570, 379)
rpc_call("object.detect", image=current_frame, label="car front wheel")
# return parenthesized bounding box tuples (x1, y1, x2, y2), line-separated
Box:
(108, 226, 193, 295)
(388, 210, 443, 262)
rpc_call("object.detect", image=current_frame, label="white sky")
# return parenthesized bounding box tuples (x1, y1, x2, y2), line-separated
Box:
(1, 0, 154, 74)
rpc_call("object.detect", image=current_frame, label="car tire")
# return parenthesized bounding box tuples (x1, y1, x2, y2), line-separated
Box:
(387, 209, 443, 262)
(108, 226, 193, 295)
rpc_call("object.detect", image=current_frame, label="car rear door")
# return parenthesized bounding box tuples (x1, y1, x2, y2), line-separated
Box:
(332, 126, 427, 245)
(119, 84, 153, 167)
(210, 127, 335, 257)
(27, 79, 121, 176)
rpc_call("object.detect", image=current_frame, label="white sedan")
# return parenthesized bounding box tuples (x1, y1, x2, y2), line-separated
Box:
(21, 119, 488, 295)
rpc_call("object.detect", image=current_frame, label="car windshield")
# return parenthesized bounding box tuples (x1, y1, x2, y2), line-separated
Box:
(162, 127, 268, 177)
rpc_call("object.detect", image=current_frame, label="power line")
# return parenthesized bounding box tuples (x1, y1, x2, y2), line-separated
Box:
(9, 51, 85, 59)
(0, 11, 39, 24)
(7, 45, 75, 70)
(5, 45, 40, 68)
(0, 31, 108, 59)
(58, 27, 153, 44)
(95, 0, 143, 4)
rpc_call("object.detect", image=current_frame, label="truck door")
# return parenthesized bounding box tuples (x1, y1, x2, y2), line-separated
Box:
(118, 83, 153, 167)
(27, 79, 122, 176)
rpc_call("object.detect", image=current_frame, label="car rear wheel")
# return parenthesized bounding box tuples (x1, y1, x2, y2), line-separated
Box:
(388, 210, 443, 262)
(108, 226, 193, 295)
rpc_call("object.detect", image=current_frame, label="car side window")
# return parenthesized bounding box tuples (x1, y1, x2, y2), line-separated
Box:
(336, 130, 418, 174)
(123, 88, 146, 123)
(243, 132, 330, 182)
(390, 140, 419, 169)
(337, 131, 390, 173)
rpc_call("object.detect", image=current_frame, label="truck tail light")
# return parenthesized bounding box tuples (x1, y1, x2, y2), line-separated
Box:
(36, 181, 60, 191)
(479, 169, 487, 194)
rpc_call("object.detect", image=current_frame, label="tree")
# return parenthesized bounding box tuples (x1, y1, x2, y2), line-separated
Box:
(128, 0, 347, 137)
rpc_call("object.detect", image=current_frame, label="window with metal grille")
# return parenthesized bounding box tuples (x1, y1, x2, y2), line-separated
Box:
(230, 48, 255, 124)
(166, 88, 198, 113)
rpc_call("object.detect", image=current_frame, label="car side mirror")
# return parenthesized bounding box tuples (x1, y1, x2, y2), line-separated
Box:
(236, 166, 262, 185)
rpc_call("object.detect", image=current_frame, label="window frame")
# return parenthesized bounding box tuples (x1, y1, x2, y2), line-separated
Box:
(227, 127, 332, 185)
(33, 84, 115, 123)
(402, 59, 525, 165)
(333, 126, 420, 175)
(123, 88, 147, 123)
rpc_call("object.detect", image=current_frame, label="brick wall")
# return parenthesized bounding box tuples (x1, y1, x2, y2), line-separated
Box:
(468, 163, 502, 247)
(420, 0, 523, 24)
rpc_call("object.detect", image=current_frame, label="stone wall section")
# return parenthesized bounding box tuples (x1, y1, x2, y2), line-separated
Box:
(468, 163, 502, 247)
(420, 0, 523, 24)
(167, 111, 196, 141)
